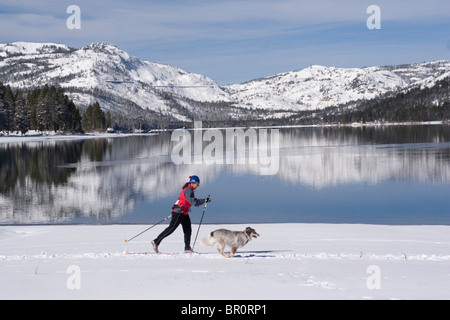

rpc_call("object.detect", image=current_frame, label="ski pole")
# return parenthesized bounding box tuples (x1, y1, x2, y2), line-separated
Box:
(125, 214, 172, 243)
(192, 195, 210, 250)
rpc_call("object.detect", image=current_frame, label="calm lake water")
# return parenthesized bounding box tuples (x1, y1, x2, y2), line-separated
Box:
(1, 125, 450, 225)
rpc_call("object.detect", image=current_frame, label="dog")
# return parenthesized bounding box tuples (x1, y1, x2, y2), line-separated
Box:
(201, 227, 260, 258)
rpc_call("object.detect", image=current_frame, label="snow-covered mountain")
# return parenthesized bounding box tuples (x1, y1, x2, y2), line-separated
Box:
(1, 41, 449, 121)
(0, 42, 229, 121)
(224, 61, 450, 111)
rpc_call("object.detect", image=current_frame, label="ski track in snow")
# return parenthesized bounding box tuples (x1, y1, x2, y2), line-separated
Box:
(2, 249, 450, 262)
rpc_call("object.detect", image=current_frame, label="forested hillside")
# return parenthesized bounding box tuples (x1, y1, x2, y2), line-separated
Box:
(0, 83, 110, 134)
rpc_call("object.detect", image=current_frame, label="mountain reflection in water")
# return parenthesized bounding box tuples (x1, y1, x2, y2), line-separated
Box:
(1, 125, 449, 225)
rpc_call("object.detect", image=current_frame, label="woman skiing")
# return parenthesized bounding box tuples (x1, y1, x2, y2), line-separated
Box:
(152, 175, 210, 253)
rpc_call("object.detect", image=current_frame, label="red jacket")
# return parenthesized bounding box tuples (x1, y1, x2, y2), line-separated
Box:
(173, 185, 205, 215)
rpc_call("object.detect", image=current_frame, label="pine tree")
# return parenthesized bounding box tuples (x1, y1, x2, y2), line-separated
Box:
(92, 102, 106, 130)
(3, 85, 15, 132)
(47, 85, 60, 131)
(68, 100, 83, 133)
(54, 87, 70, 131)
(82, 103, 94, 132)
(82, 102, 107, 132)
(105, 110, 112, 129)
(36, 85, 53, 131)
(0, 82, 6, 131)
(26, 88, 40, 130)
(14, 90, 29, 134)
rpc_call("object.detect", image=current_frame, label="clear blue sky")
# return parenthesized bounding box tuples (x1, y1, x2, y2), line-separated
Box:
(0, 0, 449, 84)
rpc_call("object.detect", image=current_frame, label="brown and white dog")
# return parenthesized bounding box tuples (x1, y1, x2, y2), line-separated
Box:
(201, 227, 260, 258)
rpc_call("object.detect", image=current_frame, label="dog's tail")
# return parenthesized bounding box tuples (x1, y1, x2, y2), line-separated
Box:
(200, 231, 215, 246)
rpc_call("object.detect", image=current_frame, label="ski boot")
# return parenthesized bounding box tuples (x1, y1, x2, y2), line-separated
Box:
(151, 240, 159, 253)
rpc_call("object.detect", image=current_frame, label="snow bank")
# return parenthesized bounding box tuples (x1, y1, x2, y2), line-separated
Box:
(1, 223, 449, 300)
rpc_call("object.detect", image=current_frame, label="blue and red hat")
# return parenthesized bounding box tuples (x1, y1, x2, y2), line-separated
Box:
(189, 175, 200, 185)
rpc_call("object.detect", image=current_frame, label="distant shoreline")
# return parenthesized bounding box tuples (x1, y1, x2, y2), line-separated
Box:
(0, 131, 158, 144)
(1, 121, 448, 144)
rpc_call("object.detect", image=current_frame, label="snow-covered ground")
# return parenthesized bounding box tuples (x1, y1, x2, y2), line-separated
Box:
(1, 223, 449, 300)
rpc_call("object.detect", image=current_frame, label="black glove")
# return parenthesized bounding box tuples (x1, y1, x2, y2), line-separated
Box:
(205, 196, 211, 203)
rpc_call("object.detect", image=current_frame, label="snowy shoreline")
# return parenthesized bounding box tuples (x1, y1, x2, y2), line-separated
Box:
(1, 223, 450, 300)
(0, 130, 156, 145)
(0, 121, 447, 144)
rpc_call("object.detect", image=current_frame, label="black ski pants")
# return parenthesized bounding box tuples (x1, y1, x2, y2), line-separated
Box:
(154, 212, 192, 250)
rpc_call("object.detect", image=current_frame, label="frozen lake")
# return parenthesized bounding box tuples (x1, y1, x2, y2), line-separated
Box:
(1, 125, 450, 225)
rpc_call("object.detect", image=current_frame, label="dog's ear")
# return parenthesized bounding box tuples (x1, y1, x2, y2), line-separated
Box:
(245, 227, 253, 235)
(210, 231, 214, 237)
